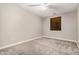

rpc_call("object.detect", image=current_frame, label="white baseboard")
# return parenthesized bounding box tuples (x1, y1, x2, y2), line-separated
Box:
(44, 36, 79, 48)
(0, 36, 42, 50)
(43, 36, 77, 43)
(0, 36, 77, 50)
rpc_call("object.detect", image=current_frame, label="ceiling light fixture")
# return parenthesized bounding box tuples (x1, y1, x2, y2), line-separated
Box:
(41, 3, 49, 7)
(39, 3, 49, 10)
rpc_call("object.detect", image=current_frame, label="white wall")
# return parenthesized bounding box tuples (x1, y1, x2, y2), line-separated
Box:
(0, 4, 42, 47)
(43, 11, 77, 41)
(77, 7, 79, 42)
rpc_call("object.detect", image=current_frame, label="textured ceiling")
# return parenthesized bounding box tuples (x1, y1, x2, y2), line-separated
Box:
(18, 3, 78, 18)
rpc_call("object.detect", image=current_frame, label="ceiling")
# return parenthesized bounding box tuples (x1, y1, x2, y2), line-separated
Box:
(18, 3, 78, 18)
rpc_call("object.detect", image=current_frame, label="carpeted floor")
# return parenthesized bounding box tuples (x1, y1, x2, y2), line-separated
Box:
(0, 37, 79, 55)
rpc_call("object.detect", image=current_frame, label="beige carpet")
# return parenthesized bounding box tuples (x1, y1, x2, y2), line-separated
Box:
(0, 37, 79, 55)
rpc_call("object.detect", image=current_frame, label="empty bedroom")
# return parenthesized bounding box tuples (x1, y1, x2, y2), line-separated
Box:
(0, 3, 79, 55)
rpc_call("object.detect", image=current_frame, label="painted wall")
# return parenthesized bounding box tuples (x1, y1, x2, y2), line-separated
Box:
(43, 11, 77, 41)
(0, 4, 42, 47)
(77, 7, 79, 42)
